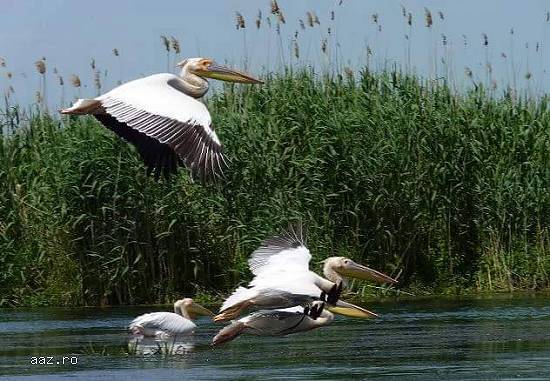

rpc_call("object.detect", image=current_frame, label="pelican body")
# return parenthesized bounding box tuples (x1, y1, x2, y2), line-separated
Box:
(212, 302, 333, 346)
(214, 228, 398, 322)
(129, 298, 212, 337)
(61, 58, 262, 181)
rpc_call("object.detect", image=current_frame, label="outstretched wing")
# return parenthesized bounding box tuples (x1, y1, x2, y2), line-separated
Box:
(248, 226, 311, 276)
(96, 73, 225, 180)
(218, 226, 322, 317)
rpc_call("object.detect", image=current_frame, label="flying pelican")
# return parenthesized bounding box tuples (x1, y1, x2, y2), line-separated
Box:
(212, 300, 374, 346)
(213, 228, 398, 322)
(212, 302, 330, 346)
(129, 298, 213, 337)
(60, 58, 262, 180)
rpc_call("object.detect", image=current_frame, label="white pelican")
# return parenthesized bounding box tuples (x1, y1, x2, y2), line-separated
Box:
(61, 58, 262, 180)
(212, 300, 374, 346)
(214, 228, 398, 322)
(129, 298, 213, 337)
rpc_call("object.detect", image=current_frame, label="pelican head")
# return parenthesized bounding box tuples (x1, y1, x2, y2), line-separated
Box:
(323, 257, 398, 287)
(175, 58, 262, 98)
(174, 298, 213, 320)
(177, 58, 263, 84)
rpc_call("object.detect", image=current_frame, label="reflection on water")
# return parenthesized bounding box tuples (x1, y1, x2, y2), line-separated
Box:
(1, 295, 549, 380)
(128, 336, 195, 356)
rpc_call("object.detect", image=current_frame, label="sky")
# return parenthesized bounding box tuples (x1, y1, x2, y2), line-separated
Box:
(1, 0, 550, 108)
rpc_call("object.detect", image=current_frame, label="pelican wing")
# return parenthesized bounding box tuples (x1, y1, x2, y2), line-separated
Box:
(129, 312, 196, 335)
(96, 73, 225, 180)
(248, 229, 311, 276)
(220, 285, 315, 312)
(218, 228, 328, 318)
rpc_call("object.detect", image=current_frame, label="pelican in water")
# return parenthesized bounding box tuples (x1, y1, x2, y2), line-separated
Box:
(212, 300, 375, 346)
(61, 58, 262, 180)
(212, 302, 330, 346)
(214, 228, 398, 322)
(129, 298, 213, 337)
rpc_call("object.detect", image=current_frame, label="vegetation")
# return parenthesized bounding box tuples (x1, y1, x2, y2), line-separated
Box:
(0, 69, 548, 307)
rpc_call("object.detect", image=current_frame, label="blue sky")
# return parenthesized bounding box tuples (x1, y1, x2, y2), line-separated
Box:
(1, 0, 549, 107)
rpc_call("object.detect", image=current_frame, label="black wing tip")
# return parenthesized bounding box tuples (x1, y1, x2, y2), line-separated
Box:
(98, 99, 227, 183)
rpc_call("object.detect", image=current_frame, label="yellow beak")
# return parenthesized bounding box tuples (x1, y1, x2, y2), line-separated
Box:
(341, 260, 398, 284)
(187, 302, 214, 318)
(195, 63, 263, 84)
(327, 300, 379, 319)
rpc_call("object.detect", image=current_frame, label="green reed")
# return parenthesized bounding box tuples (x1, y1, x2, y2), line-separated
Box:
(0, 69, 548, 306)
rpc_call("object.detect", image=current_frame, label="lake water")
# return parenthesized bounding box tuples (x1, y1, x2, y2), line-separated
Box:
(1, 295, 549, 380)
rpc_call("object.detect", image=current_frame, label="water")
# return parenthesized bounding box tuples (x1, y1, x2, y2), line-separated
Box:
(1, 295, 549, 380)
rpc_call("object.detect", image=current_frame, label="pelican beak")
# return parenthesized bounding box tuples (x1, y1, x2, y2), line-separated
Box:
(327, 300, 378, 319)
(340, 259, 398, 284)
(196, 63, 263, 84)
(188, 302, 214, 317)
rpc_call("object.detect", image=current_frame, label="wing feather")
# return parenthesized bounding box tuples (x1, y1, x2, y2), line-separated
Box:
(249, 226, 310, 276)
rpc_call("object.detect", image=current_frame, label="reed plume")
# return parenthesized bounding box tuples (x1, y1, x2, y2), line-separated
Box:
(424, 8, 433, 28)
(35, 60, 46, 74)
(235, 12, 245, 29)
(270, 0, 279, 15)
(161, 35, 170, 71)
(35, 59, 47, 112)
(256, 10, 261, 29)
(160, 35, 170, 51)
(94, 71, 101, 96)
(70, 75, 81, 88)
(170, 36, 181, 54)
(299, 19, 305, 30)
(307, 11, 314, 27)
(293, 40, 300, 59)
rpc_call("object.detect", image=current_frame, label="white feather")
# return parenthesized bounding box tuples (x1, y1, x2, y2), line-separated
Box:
(129, 311, 196, 337)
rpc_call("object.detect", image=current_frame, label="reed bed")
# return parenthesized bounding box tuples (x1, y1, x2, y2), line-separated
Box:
(0, 69, 548, 306)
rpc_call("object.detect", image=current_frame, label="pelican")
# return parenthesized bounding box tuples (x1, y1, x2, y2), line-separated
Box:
(212, 302, 330, 346)
(129, 298, 213, 337)
(214, 228, 398, 322)
(212, 300, 374, 346)
(60, 58, 262, 180)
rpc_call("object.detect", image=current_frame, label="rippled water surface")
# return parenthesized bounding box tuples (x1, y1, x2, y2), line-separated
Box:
(1, 295, 549, 380)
